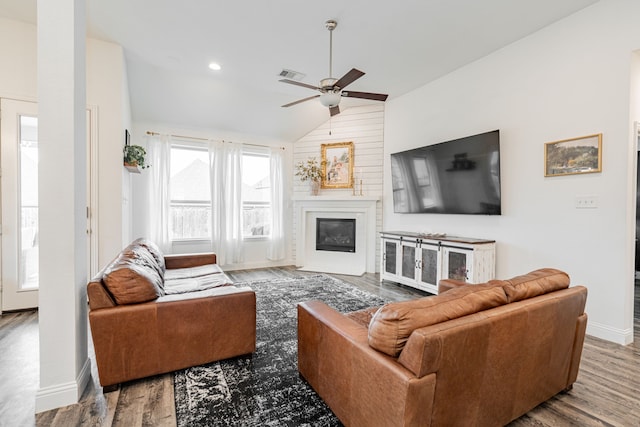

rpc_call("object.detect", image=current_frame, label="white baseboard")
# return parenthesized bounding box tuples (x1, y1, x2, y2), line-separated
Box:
(35, 357, 91, 413)
(587, 321, 633, 346)
(222, 258, 294, 271)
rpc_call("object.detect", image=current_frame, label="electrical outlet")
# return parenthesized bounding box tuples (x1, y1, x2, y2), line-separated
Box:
(575, 195, 598, 209)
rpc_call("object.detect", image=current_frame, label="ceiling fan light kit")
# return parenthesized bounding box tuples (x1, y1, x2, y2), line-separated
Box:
(319, 92, 341, 107)
(280, 19, 388, 117)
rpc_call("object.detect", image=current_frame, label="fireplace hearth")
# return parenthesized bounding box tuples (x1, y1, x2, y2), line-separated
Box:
(316, 218, 356, 253)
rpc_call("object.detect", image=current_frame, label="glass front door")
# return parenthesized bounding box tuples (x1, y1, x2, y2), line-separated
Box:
(1, 99, 39, 311)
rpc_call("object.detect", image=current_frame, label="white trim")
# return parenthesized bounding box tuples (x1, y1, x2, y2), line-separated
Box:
(587, 321, 633, 346)
(87, 105, 99, 278)
(35, 357, 91, 413)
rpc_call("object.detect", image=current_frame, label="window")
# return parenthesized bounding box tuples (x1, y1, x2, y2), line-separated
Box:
(170, 145, 211, 240)
(167, 143, 272, 241)
(242, 151, 271, 238)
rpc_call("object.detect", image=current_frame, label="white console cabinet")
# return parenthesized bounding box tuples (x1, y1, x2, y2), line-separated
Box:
(380, 231, 496, 294)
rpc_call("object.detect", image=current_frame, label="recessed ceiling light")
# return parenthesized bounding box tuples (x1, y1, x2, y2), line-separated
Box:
(208, 62, 221, 71)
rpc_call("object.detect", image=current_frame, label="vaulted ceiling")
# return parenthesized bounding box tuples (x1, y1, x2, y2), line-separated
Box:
(0, 0, 599, 141)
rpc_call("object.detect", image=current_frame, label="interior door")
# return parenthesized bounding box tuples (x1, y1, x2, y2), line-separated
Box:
(1, 99, 39, 311)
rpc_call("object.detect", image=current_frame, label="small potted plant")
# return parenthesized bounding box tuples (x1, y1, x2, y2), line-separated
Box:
(123, 144, 150, 172)
(295, 157, 323, 195)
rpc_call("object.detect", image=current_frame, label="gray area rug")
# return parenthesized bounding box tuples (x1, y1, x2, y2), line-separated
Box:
(174, 274, 387, 426)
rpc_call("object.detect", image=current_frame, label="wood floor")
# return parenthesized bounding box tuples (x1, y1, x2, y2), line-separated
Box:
(1, 267, 639, 426)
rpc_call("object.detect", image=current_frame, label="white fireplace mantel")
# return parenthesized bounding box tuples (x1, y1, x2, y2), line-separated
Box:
(292, 195, 381, 202)
(293, 195, 380, 276)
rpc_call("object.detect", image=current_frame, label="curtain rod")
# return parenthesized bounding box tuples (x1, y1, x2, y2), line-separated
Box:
(145, 131, 285, 150)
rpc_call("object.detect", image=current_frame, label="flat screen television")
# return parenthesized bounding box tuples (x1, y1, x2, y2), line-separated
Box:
(390, 130, 501, 215)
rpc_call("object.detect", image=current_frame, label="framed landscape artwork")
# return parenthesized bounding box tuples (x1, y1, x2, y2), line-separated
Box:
(544, 133, 602, 177)
(321, 141, 354, 189)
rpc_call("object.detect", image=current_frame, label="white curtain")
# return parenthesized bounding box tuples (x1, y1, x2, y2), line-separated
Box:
(209, 141, 244, 265)
(267, 147, 285, 260)
(147, 134, 172, 253)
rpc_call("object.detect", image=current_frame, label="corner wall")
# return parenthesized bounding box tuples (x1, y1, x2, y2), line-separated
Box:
(293, 104, 385, 270)
(383, 0, 640, 344)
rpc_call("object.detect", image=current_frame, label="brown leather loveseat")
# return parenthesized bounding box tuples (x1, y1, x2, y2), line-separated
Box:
(87, 238, 256, 387)
(297, 268, 587, 426)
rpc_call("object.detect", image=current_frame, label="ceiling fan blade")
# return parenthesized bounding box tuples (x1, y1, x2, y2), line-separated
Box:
(334, 68, 365, 89)
(341, 91, 388, 102)
(279, 79, 320, 91)
(282, 94, 320, 108)
(329, 105, 340, 117)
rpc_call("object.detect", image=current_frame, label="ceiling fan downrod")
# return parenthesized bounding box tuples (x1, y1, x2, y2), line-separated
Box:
(326, 20, 337, 80)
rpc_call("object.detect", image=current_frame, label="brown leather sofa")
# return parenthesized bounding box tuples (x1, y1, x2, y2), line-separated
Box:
(298, 268, 587, 426)
(87, 238, 256, 387)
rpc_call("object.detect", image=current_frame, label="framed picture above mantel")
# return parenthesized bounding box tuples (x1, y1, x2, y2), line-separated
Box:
(321, 141, 354, 189)
(544, 133, 602, 177)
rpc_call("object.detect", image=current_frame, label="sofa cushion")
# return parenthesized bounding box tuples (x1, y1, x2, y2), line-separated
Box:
(368, 283, 508, 357)
(164, 264, 234, 295)
(103, 247, 165, 305)
(501, 268, 570, 303)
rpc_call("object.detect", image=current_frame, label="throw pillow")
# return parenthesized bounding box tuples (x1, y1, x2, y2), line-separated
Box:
(501, 268, 570, 303)
(103, 251, 165, 305)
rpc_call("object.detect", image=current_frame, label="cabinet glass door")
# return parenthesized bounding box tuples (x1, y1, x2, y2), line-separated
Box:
(419, 246, 439, 286)
(446, 249, 469, 281)
(383, 240, 398, 275)
(401, 243, 416, 280)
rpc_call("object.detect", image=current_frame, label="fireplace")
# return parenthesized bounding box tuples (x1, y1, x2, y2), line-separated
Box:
(316, 218, 356, 253)
(293, 196, 379, 275)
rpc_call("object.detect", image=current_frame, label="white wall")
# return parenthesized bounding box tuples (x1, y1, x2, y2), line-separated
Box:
(129, 121, 294, 270)
(292, 104, 385, 270)
(383, 0, 640, 345)
(86, 38, 130, 266)
(0, 18, 37, 100)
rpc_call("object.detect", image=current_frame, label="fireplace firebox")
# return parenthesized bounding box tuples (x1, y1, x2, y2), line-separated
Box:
(316, 218, 356, 253)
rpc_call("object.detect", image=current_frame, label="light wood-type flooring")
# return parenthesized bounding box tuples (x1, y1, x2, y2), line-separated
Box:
(0, 267, 638, 426)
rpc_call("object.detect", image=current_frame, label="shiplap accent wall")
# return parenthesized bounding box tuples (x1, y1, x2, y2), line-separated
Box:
(292, 104, 384, 272)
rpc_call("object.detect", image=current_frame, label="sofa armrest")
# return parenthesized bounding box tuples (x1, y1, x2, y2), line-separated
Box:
(164, 252, 217, 269)
(567, 312, 588, 387)
(298, 301, 436, 427)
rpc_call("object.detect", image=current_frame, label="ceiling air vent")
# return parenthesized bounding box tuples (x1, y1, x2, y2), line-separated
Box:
(279, 69, 305, 81)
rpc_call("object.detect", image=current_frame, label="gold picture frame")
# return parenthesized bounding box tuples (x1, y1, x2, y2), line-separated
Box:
(544, 133, 602, 177)
(321, 141, 354, 189)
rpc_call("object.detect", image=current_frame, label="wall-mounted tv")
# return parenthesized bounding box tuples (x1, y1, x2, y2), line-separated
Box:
(390, 130, 501, 215)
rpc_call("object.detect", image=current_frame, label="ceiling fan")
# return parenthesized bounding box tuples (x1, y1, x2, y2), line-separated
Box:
(280, 19, 388, 117)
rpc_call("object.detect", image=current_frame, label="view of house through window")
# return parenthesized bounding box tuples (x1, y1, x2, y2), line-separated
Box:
(242, 152, 271, 237)
(170, 145, 211, 240)
(169, 144, 272, 241)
